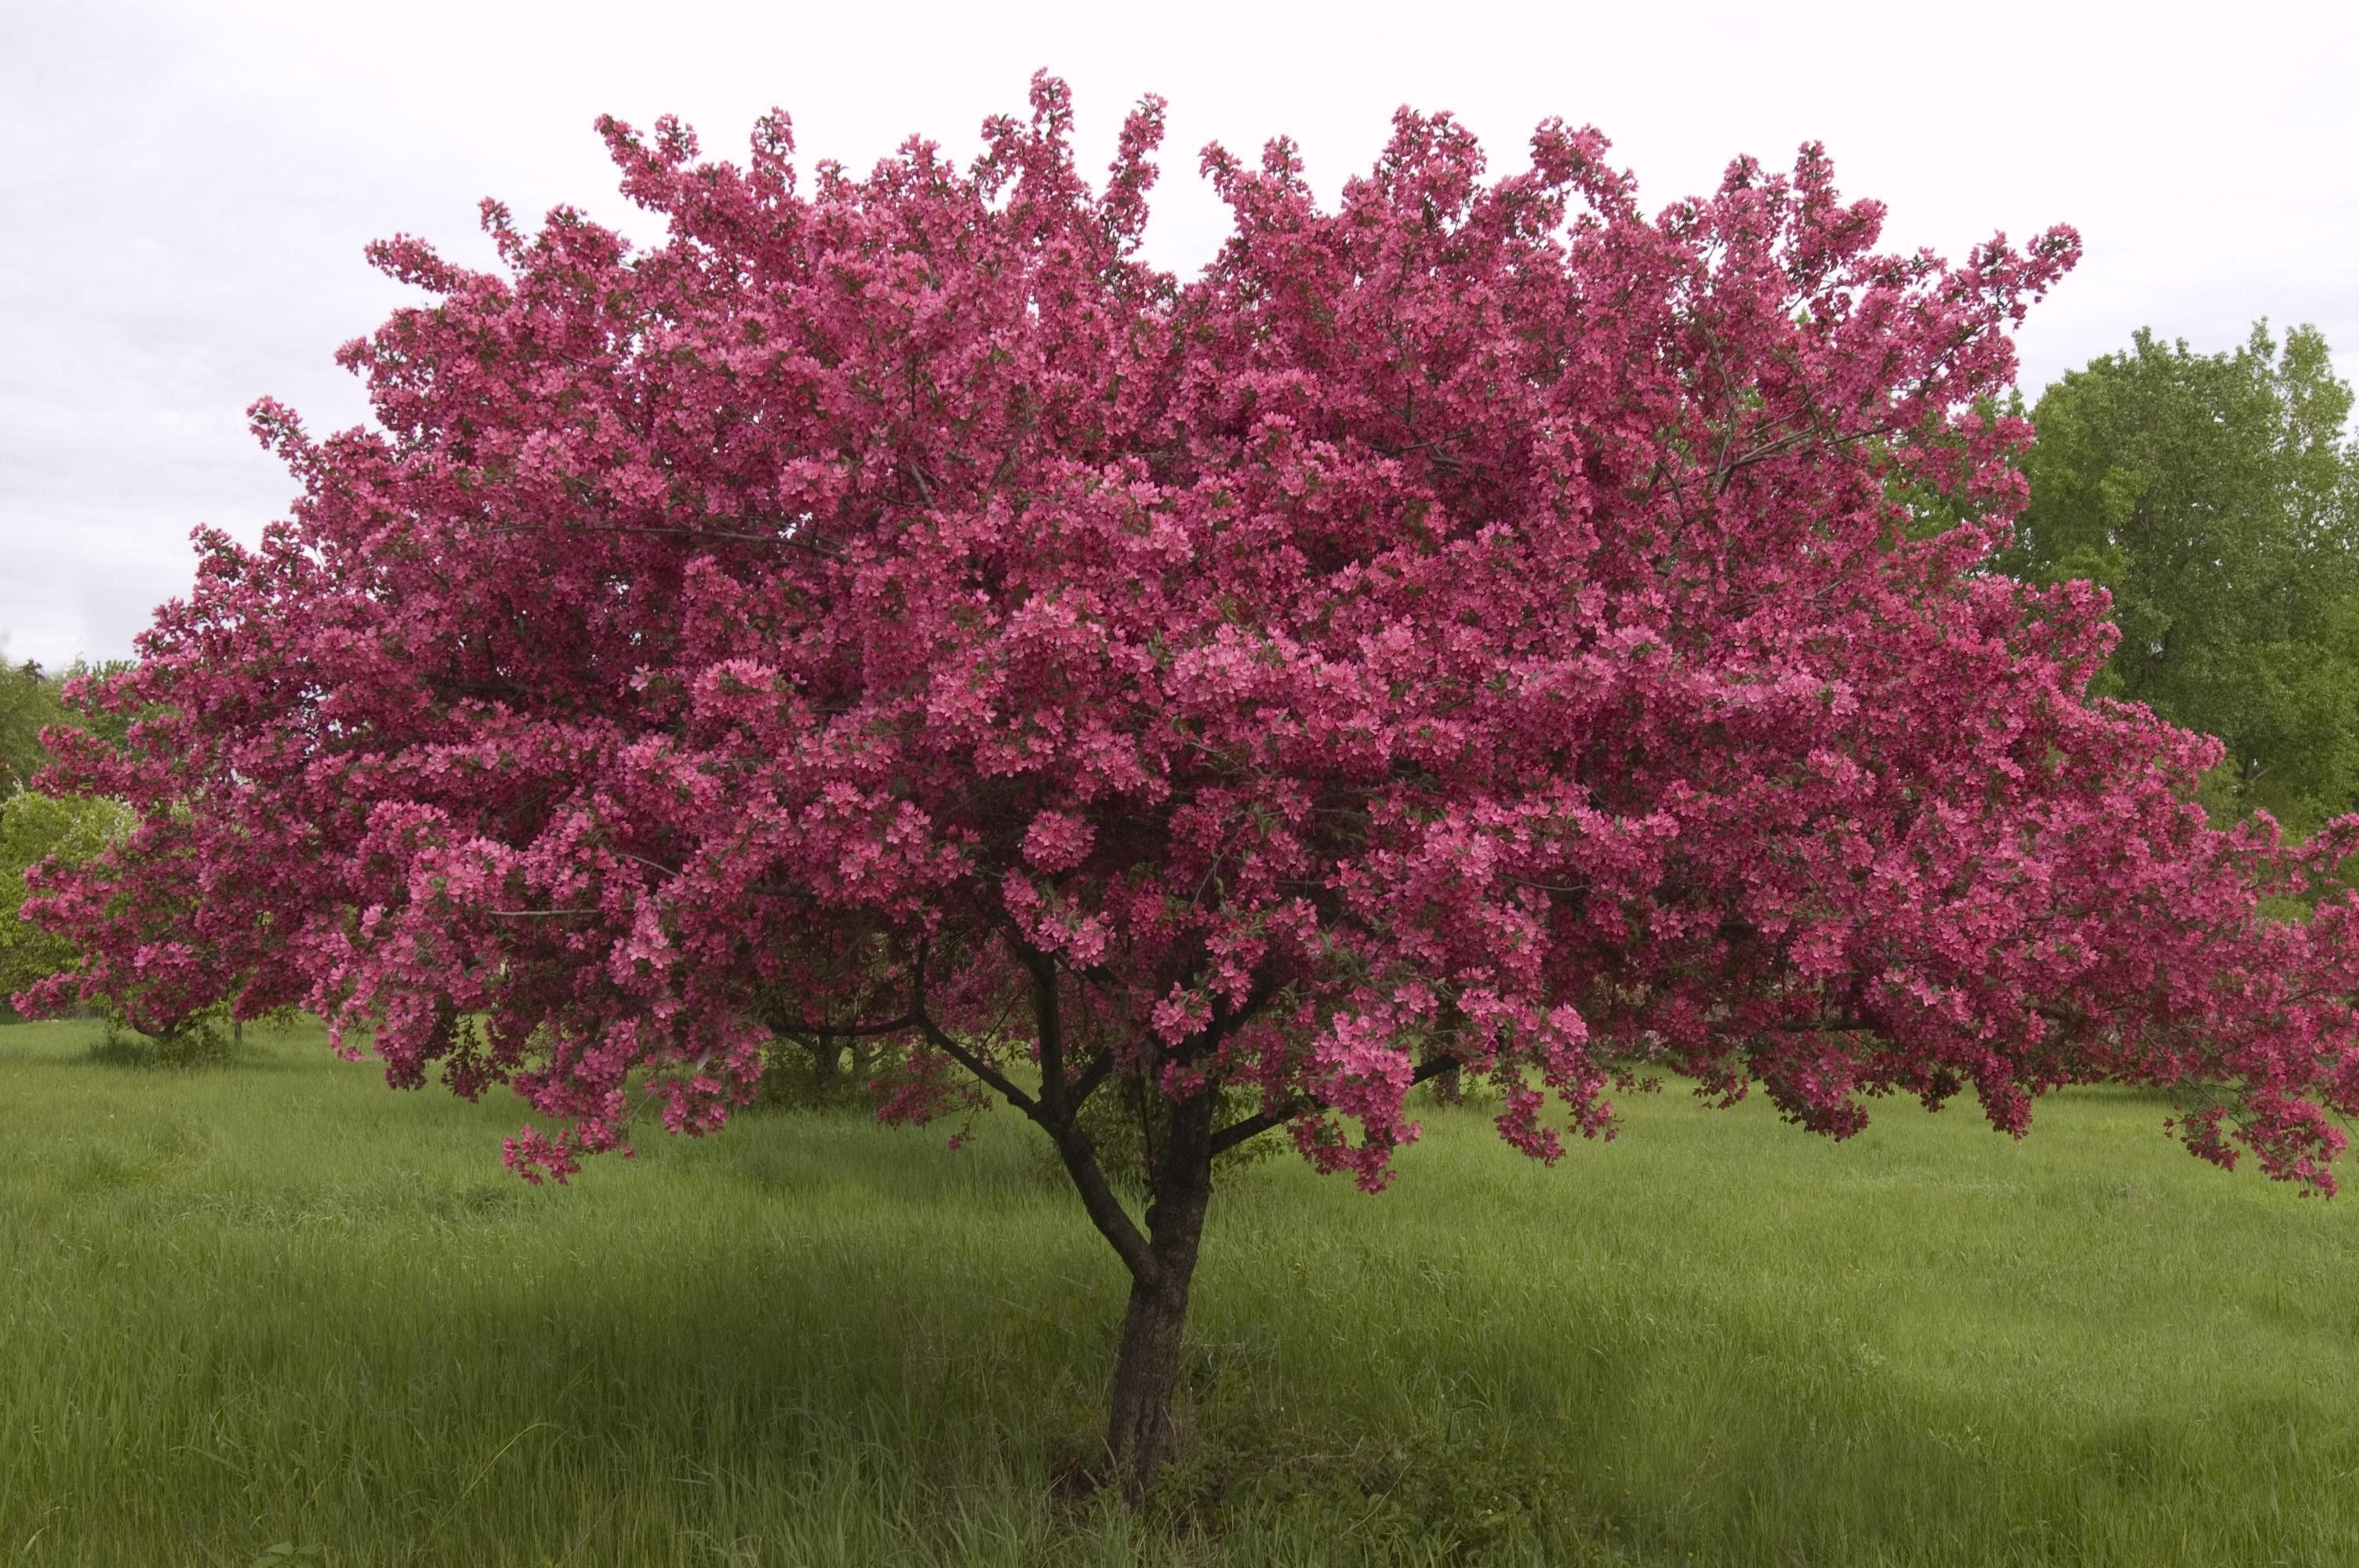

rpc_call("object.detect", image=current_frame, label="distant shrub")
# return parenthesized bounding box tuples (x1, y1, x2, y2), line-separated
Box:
(2, 790, 136, 1013)
(87, 1005, 238, 1069)
(754, 1034, 889, 1114)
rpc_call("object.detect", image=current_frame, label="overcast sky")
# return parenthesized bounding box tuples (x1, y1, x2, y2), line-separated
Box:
(5, 0, 2354, 670)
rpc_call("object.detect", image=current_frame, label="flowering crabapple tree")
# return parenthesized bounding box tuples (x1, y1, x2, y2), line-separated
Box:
(27, 76, 2359, 1497)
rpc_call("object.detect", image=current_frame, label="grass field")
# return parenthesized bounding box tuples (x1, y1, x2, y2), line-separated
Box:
(2, 1017, 2354, 1567)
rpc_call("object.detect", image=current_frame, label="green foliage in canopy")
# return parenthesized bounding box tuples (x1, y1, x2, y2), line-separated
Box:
(2008, 323, 2359, 834)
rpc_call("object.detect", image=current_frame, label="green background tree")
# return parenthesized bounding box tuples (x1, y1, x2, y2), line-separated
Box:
(0, 656, 68, 799)
(0, 659, 139, 1021)
(0, 788, 134, 1014)
(2007, 322, 2359, 833)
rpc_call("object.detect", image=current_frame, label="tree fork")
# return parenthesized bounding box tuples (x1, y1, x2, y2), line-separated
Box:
(1020, 948, 1225, 1500)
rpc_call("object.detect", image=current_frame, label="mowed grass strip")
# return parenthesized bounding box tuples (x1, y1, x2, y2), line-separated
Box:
(2, 1017, 2354, 1567)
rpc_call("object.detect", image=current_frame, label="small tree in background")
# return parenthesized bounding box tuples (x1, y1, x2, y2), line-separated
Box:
(0, 657, 68, 800)
(2008, 324, 2359, 833)
(1, 659, 145, 1025)
(1, 789, 134, 1022)
(27, 79, 2359, 1497)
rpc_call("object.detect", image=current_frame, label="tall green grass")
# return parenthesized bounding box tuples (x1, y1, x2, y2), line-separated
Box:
(2, 1016, 2354, 1566)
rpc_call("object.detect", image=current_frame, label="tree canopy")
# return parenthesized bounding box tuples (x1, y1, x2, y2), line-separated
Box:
(2008, 323, 2359, 833)
(24, 78, 2359, 1493)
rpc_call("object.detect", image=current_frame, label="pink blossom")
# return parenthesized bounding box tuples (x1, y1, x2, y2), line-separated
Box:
(1022, 811, 1095, 873)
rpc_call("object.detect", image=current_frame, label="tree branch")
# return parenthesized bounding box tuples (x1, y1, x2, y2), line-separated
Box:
(491, 518, 842, 559)
(1067, 1047, 1120, 1112)
(776, 1011, 921, 1040)
(1771, 1014, 1872, 1034)
(912, 1011, 1038, 1118)
(1208, 1054, 1463, 1157)
(904, 946, 1157, 1282)
(1027, 949, 1071, 1120)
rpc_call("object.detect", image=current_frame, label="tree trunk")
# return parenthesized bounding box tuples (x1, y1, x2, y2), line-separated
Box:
(802, 1036, 841, 1086)
(1104, 1187, 1208, 1498)
(1103, 1086, 1217, 1503)
(1004, 951, 1241, 1503)
(1421, 1020, 1463, 1105)
(1431, 1061, 1463, 1104)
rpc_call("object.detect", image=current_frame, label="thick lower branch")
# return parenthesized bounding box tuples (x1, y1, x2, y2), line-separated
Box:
(1067, 1047, 1119, 1112)
(1209, 1054, 1463, 1156)
(911, 968, 1155, 1283)
(1027, 949, 1073, 1120)
(1042, 1116, 1158, 1284)
(914, 1013, 1040, 1117)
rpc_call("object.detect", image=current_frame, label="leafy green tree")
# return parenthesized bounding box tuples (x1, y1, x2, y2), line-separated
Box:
(0, 789, 134, 1017)
(0, 658, 68, 798)
(2008, 323, 2359, 833)
(0, 658, 147, 1022)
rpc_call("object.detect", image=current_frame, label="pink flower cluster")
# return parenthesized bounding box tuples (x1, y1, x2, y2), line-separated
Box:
(26, 77, 2359, 1194)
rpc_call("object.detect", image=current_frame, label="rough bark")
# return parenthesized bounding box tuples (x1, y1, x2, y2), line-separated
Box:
(1103, 1086, 1217, 1502)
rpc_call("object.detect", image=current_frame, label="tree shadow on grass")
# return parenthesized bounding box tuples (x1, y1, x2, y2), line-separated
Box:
(208, 1241, 2035, 1558)
(24, 1098, 2354, 1568)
